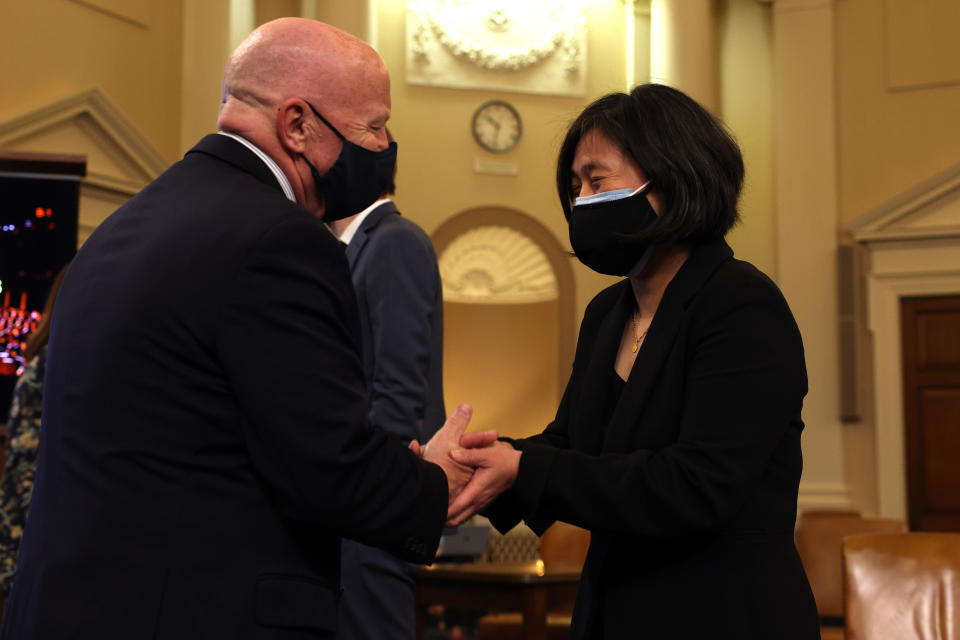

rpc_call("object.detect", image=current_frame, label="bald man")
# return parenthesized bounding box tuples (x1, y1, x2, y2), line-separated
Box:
(0, 19, 486, 639)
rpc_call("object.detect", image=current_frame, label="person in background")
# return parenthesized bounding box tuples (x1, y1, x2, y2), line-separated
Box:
(447, 84, 820, 639)
(0, 264, 69, 604)
(1, 18, 493, 639)
(330, 128, 446, 639)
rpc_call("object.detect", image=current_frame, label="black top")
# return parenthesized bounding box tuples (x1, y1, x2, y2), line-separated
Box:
(602, 368, 627, 440)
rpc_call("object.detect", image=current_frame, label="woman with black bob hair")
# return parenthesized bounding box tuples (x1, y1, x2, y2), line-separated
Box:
(447, 84, 820, 639)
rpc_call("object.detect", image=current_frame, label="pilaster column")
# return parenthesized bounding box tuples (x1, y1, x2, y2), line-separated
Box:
(650, 0, 718, 112)
(180, 0, 236, 155)
(773, 0, 851, 511)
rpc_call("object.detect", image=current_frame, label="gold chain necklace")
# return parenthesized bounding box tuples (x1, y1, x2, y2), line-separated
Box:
(632, 310, 648, 353)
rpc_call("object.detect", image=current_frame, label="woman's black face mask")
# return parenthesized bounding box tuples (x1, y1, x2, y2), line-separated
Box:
(301, 101, 397, 221)
(568, 184, 657, 276)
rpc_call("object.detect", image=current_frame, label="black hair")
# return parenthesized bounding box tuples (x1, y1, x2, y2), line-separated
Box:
(555, 84, 744, 246)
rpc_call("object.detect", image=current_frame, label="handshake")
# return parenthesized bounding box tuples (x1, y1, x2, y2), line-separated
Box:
(410, 404, 521, 527)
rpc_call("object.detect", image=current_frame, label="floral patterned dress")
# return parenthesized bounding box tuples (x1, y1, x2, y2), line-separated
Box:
(0, 346, 46, 596)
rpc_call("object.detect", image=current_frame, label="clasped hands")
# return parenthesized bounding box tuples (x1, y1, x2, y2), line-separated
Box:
(410, 403, 521, 527)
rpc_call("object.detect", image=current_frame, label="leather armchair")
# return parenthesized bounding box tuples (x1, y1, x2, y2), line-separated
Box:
(843, 532, 960, 640)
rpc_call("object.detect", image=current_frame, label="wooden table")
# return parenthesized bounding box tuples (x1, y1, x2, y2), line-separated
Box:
(415, 560, 581, 640)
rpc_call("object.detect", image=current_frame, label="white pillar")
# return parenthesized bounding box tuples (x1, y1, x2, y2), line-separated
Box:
(228, 0, 255, 51)
(650, 0, 718, 112)
(180, 0, 233, 154)
(773, 0, 851, 512)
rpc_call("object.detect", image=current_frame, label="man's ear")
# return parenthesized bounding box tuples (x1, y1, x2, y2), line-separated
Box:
(276, 98, 310, 154)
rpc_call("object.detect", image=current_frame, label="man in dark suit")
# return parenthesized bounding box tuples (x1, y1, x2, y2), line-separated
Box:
(329, 132, 445, 639)
(0, 18, 484, 639)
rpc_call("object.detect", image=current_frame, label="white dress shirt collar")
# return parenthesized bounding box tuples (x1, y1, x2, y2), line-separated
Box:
(339, 198, 392, 246)
(216, 131, 296, 202)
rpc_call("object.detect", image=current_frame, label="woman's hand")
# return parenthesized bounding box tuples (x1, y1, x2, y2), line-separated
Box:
(445, 441, 521, 526)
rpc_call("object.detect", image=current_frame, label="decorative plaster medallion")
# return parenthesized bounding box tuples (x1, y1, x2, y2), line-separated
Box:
(407, 0, 587, 96)
(439, 225, 558, 304)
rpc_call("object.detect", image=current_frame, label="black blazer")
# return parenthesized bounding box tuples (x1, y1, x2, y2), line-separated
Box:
(344, 200, 445, 444)
(1, 135, 447, 639)
(488, 241, 820, 639)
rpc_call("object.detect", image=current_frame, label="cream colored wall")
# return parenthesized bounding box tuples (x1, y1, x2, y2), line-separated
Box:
(372, 0, 626, 324)
(318, 1, 784, 441)
(444, 302, 559, 438)
(181, 0, 231, 154)
(315, 0, 777, 317)
(719, 0, 776, 280)
(836, 0, 960, 518)
(256, 0, 301, 25)
(12, 0, 939, 516)
(836, 0, 960, 224)
(1, 1, 184, 165)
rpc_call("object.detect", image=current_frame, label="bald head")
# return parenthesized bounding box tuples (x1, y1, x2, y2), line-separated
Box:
(221, 18, 385, 115)
(216, 18, 393, 215)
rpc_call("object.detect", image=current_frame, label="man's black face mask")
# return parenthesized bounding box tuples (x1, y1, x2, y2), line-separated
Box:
(301, 100, 397, 221)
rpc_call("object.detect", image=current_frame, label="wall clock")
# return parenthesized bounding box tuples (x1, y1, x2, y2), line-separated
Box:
(471, 100, 522, 153)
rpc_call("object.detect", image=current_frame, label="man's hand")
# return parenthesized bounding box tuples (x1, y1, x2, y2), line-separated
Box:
(420, 404, 498, 504)
(445, 441, 521, 526)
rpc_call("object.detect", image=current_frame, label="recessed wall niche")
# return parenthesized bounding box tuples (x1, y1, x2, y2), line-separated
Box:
(433, 207, 574, 439)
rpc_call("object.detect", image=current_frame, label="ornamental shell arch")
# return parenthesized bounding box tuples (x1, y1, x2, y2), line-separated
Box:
(439, 226, 557, 304)
(432, 206, 575, 396)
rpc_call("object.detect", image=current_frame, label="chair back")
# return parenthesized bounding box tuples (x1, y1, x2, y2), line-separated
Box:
(796, 510, 906, 618)
(844, 532, 960, 640)
(539, 522, 590, 567)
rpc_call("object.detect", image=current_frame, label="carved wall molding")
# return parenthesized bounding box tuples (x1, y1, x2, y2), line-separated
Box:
(0, 88, 167, 244)
(439, 225, 558, 304)
(797, 481, 853, 511)
(849, 161, 960, 243)
(412, 2, 582, 72)
(849, 161, 960, 519)
(884, 0, 960, 91)
(406, 0, 587, 96)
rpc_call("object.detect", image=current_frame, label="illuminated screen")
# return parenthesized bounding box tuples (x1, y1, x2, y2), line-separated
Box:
(0, 175, 78, 412)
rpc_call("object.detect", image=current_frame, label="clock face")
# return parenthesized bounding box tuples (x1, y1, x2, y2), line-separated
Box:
(471, 100, 522, 153)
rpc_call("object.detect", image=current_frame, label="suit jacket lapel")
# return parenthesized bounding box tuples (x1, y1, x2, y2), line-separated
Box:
(345, 201, 397, 270)
(602, 241, 734, 453)
(187, 134, 286, 195)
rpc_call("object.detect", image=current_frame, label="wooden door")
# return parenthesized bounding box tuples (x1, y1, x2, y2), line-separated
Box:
(902, 295, 960, 531)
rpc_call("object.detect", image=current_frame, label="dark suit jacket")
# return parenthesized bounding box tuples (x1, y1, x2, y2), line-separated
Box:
(0, 135, 447, 640)
(344, 200, 445, 445)
(487, 241, 820, 640)
(337, 200, 445, 639)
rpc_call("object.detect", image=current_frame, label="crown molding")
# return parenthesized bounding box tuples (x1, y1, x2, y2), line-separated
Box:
(849, 161, 960, 243)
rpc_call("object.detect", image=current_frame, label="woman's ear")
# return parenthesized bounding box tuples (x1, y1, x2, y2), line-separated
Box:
(276, 98, 309, 154)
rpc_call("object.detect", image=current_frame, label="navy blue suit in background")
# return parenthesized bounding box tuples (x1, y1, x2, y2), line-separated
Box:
(337, 200, 446, 639)
(0, 135, 448, 639)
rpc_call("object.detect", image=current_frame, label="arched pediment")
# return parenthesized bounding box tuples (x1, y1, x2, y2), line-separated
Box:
(849, 161, 960, 242)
